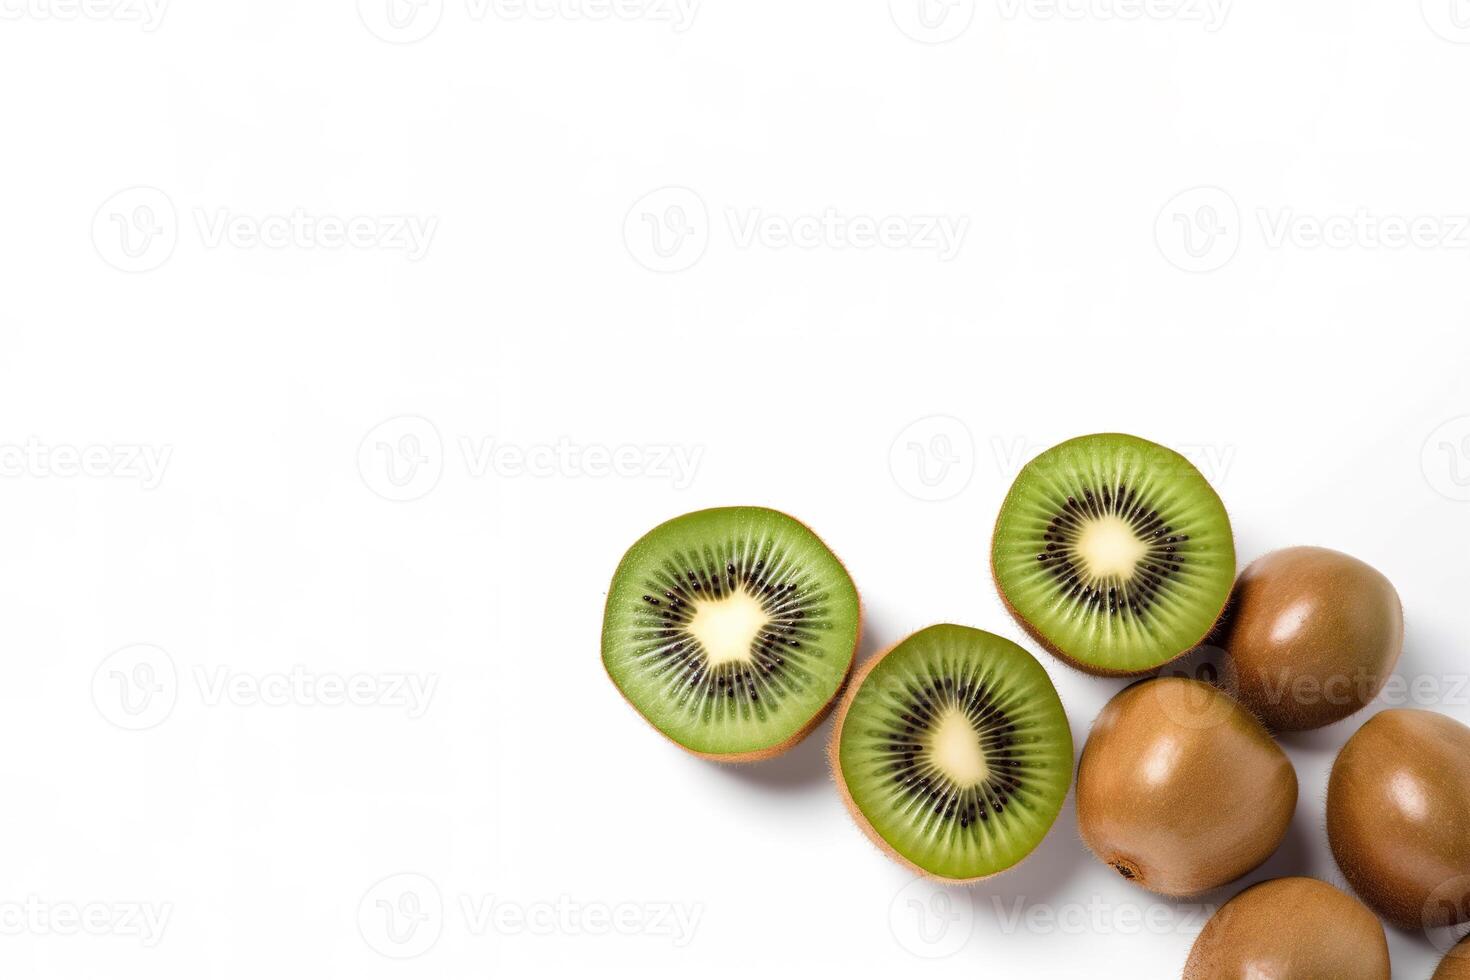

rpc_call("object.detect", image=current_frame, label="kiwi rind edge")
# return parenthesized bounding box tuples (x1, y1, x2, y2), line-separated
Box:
(827, 624, 1066, 884)
(600, 505, 863, 763)
(989, 433, 1235, 678)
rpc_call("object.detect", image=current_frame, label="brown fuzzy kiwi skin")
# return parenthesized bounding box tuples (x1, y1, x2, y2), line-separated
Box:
(1219, 546, 1404, 733)
(600, 507, 862, 764)
(1182, 877, 1389, 980)
(987, 444, 1235, 678)
(1075, 676, 1297, 897)
(826, 627, 1061, 885)
(1435, 934, 1470, 980)
(1327, 708, 1470, 930)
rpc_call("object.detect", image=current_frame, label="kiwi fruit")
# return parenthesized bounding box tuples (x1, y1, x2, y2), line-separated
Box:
(1220, 546, 1403, 732)
(1182, 876, 1390, 980)
(1327, 708, 1470, 929)
(601, 507, 860, 761)
(1076, 677, 1296, 896)
(830, 624, 1072, 882)
(991, 433, 1235, 675)
(1435, 934, 1470, 980)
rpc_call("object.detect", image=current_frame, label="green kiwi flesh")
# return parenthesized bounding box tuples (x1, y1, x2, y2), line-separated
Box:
(831, 625, 1073, 882)
(991, 433, 1235, 675)
(601, 507, 860, 760)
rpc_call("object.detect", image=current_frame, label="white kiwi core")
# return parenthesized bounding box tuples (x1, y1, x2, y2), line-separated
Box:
(927, 709, 989, 787)
(686, 587, 769, 666)
(1076, 515, 1148, 580)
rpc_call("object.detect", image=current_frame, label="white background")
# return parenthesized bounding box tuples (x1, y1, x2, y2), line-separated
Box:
(3, 0, 1470, 976)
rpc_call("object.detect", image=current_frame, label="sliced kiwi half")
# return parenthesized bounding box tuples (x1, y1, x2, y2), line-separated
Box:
(601, 507, 861, 761)
(991, 433, 1235, 675)
(831, 625, 1073, 882)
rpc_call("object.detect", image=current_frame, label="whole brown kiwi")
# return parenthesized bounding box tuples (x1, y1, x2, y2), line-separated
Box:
(1076, 677, 1297, 896)
(1328, 708, 1470, 929)
(1220, 546, 1402, 732)
(1183, 877, 1389, 980)
(1434, 934, 1470, 980)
